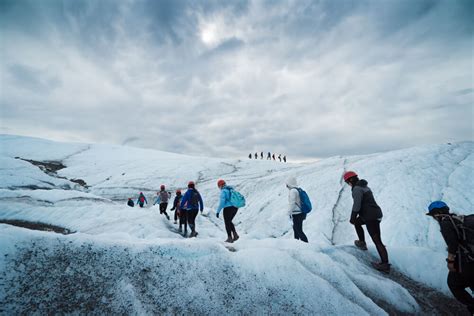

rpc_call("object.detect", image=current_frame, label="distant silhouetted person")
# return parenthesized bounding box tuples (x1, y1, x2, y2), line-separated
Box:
(267, 152, 271, 160)
(127, 198, 134, 207)
(249, 153, 252, 159)
(260, 152, 263, 159)
(254, 152, 258, 159)
(136, 192, 147, 208)
(278, 154, 282, 162)
(283, 156, 287, 163)
(272, 154, 275, 160)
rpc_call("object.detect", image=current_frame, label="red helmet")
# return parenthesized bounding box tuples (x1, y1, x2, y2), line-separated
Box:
(188, 181, 195, 188)
(343, 171, 358, 182)
(217, 179, 226, 187)
(160, 184, 165, 190)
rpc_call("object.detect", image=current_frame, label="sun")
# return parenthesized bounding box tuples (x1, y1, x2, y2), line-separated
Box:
(200, 24, 217, 45)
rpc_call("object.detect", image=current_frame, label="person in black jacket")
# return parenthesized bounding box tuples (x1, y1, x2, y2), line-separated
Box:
(343, 171, 390, 273)
(171, 189, 185, 229)
(127, 198, 134, 207)
(426, 201, 474, 315)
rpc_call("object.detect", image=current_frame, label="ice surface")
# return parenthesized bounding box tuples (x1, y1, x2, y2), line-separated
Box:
(0, 134, 472, 314)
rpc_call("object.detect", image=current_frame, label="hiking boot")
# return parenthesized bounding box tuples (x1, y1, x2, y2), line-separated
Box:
(232, 233, 239, 242)
(190, 231, 198, 238)
(354, 240, 368, 251)
(225, 237, 234, 243)
(371, 262, 391, 273)
(174, 221, 177, 224)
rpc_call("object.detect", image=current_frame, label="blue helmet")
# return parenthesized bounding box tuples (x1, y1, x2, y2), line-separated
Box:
(426, 201, 449, 215)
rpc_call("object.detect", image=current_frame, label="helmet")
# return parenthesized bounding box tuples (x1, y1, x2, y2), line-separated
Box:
(188, 181, 195, 188)
(217, 179, 226, 187)
(176, 189, 181, 194)
(343, 171, 358, 182)
(427, 201, 449, 215)
(160, 184, 165, 190)
(140, 192, 143, 194)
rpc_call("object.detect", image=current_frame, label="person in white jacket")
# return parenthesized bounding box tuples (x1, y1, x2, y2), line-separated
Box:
(286, 176, 308, 243)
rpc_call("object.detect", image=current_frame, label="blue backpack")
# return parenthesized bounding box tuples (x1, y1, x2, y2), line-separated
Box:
(296, 187, 312, 214)
(227, 187, 246, 208)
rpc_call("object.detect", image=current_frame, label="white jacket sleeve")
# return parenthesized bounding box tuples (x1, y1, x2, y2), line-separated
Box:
(288, 188, 299, 216)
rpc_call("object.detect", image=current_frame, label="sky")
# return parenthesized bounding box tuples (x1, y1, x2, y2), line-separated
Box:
(0, 0, 472, 159)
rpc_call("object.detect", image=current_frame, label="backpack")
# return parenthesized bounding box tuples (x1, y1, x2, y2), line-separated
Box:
(139, 196, 145, 203)
(449, 214, 474, 262)
(189, 190, 200, 209)
(159, 191, 169, 203)
(296, 187, 312, 214)
(226, 187, 246, 208)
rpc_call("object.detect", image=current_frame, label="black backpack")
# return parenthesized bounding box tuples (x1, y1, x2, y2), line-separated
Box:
(189, 190, 200, 209)
(448, 214, 474, 262)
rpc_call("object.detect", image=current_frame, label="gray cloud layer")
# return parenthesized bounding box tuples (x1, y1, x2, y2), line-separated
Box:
(1, 0, 472, 159)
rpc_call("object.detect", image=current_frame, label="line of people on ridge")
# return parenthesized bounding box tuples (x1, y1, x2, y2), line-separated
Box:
(249, 151, 287, 162)
(126, 171, 473, 314)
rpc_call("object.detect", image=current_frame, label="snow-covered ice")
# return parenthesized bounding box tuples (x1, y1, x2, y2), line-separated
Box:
(0, 134, 472, 314)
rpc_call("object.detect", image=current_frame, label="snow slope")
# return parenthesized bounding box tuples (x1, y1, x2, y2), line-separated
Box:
(0, 134, 472, 314)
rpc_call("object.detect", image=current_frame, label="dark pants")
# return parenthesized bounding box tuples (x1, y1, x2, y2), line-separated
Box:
(354, 217, 388, 263)
(174, 209, 179, 221)
(139, 202, 144, 208)
(292, 213, 308, 243)
(159, 203, 169, 219)
(187, 209, 199, 232)
(223, 207, 238, 238)
(179, 211, 187, 233)
(448, 262, 474, 313)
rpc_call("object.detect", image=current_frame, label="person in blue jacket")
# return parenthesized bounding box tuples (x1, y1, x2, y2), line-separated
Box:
(216, 179, 239, 243)
(180, 181, 203, 238)
(136, 192, 147, 208)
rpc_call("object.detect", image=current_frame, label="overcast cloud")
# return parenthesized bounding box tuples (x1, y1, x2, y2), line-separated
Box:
(0, 0, 472, 159)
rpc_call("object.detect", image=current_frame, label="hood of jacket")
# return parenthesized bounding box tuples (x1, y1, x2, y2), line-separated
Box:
(286, 177, 297, 188)
(355, 179, 368, 188)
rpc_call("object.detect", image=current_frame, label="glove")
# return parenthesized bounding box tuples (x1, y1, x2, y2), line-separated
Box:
(216, 212, 220, 218)
(447, 260, 456, 272)
(349, 214, 357, 225)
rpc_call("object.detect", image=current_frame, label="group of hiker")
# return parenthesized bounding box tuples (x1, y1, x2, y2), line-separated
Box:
(126, 171, 473, 314)
(249, 152, 287, 162)
(128, 182, 204, 237)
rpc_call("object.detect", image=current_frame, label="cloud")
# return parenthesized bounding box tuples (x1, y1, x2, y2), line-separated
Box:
(0, 0, 472, 159)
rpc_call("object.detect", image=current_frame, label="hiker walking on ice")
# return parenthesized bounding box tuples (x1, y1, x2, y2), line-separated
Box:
(286, 177, 308, 243)
(171, 189, 186, 233)
(127, 198, 134, 207)
(136, 192, 147, 208)
(216, 179, 240, 243)
(156, 185, 171, 220)
(343, 171, 390, 273)
(426, 201, 474, 314)
(180, 181, 203, 238)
